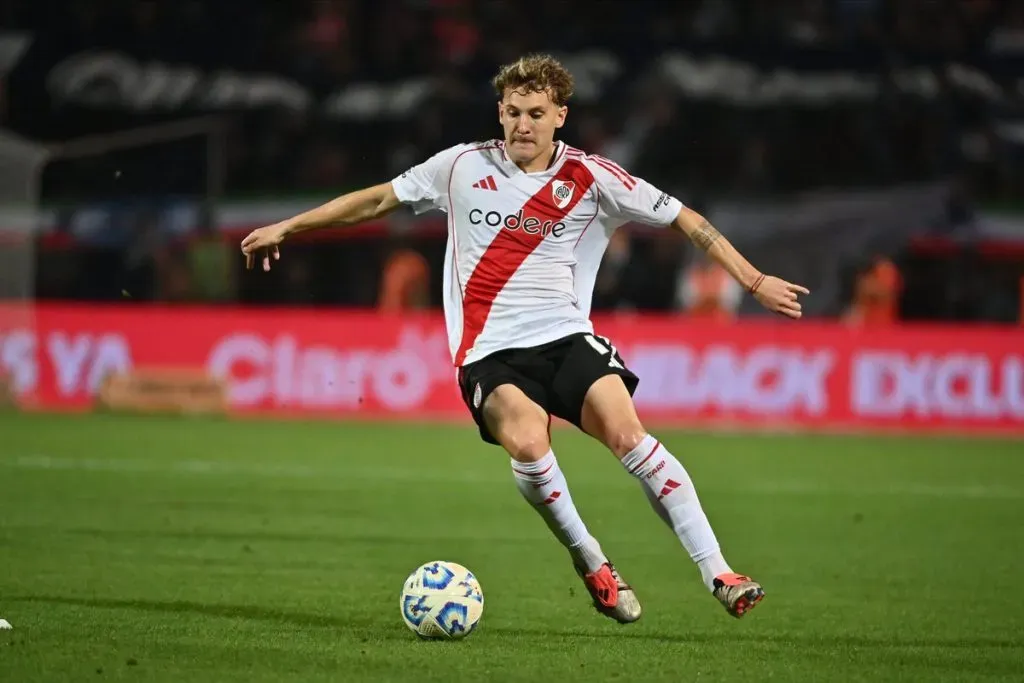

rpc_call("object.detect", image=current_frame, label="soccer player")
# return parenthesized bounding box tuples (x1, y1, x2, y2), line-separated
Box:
(241, 54, 809, 623)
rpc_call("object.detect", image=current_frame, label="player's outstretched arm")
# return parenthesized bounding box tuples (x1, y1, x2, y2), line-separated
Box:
(671, 206, 810, 319)
(240, 182, 402, 271)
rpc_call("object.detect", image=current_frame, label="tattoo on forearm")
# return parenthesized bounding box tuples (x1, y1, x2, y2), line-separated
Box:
(691, 220, 722, 251)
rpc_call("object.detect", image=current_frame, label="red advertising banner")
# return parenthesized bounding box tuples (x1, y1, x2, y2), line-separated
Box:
(1, 303, 1022, 436)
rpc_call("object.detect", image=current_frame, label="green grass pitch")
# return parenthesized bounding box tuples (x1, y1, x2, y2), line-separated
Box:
(1, 412, 1022, 682)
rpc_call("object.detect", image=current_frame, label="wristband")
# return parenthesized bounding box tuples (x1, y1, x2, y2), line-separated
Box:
(749, 273, 766, 294)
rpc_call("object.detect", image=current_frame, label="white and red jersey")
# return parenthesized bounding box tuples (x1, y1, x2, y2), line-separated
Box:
(391, 139, 684, 366)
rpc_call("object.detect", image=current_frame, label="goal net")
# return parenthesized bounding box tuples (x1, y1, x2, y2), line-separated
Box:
(0, 118, 225, 407)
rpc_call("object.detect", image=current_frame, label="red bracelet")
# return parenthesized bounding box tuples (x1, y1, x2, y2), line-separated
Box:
(749, 273, 766, 294)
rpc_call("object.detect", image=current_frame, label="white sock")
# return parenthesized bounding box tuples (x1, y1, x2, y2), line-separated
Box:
(622, 434, 732, 591)
(511, 450, 607, 573)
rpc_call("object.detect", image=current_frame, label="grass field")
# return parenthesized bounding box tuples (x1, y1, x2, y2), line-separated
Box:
(1, 412, 1022, 682)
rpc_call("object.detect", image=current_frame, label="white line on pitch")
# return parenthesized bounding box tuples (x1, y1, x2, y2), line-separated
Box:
(2, 454, 1022, 499)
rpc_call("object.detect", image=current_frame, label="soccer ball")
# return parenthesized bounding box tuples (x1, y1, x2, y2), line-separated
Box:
(400, 561, 484, 640)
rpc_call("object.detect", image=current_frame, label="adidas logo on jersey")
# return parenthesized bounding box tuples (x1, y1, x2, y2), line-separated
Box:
(472, 175, 498, 190)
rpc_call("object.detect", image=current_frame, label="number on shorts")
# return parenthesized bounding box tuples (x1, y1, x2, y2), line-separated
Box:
(584, 334, 624, 369)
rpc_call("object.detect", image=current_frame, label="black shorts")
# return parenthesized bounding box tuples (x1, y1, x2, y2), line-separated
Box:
(456, 332, 639, 446)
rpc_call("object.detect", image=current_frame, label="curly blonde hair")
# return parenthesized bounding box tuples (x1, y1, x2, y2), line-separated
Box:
(492, 53, 575, 106)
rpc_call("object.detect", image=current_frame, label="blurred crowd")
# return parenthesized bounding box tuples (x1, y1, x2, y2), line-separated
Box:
(3, 0, 1023, 198)
(2, 0, 1024, 322)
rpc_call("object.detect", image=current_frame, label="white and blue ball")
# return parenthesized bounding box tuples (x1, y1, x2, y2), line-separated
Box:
(400, 561, 484, 640)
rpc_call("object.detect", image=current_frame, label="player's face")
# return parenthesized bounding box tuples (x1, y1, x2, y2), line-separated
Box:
(498, 88, 566, 165)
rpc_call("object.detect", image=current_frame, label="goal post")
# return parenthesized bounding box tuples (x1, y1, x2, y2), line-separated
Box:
(0, 127, 48, 301)
(0, 128, 48, 407)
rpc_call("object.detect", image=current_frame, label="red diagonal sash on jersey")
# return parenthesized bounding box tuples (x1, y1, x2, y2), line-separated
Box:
(454, 159, 595, 366)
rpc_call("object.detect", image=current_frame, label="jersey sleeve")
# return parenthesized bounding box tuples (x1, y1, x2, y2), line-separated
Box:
(390, 144, 470, 215)
(587, 155, 684, 228)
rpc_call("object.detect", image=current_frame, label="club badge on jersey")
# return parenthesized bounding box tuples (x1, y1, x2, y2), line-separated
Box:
(552, 180, 575, 209)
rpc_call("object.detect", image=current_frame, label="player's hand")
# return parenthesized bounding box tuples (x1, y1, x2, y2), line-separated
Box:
(241, 222, 290, 271)
(752, 275, 810, 319)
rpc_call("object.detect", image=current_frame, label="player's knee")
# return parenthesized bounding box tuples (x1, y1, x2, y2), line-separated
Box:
(499, 420, 551, 462)
(604, 421, 647, 459)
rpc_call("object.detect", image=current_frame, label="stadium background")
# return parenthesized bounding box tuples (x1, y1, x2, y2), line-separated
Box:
(1, 2, 1023, 682)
